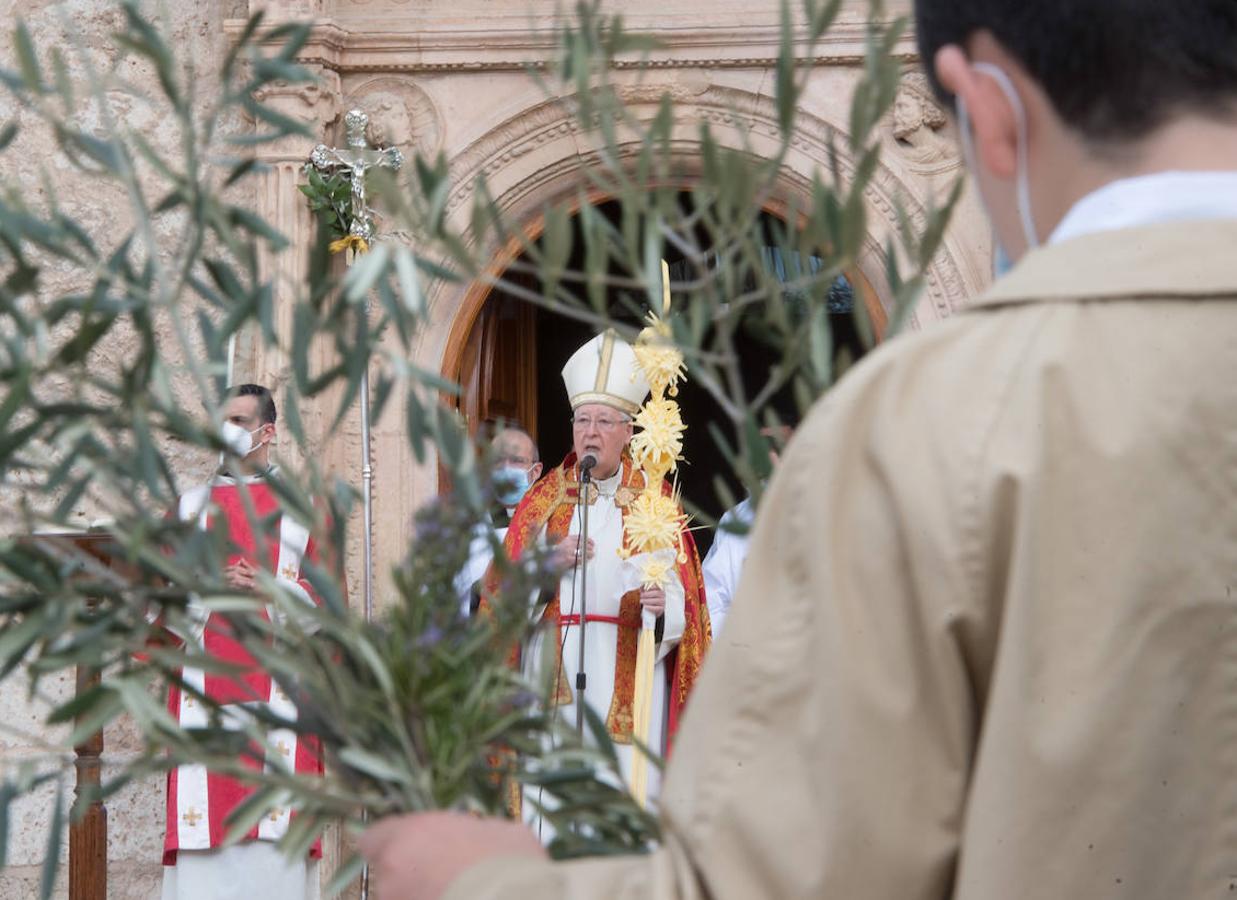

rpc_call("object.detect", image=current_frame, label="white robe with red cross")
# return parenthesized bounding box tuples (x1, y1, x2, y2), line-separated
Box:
(161, 468, 324, 898)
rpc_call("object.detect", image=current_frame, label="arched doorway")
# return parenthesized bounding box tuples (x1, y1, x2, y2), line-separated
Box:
(445, 197, 887, 547)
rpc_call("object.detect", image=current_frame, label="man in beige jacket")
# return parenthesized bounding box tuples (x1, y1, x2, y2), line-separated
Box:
(361, 1, 1237, 897)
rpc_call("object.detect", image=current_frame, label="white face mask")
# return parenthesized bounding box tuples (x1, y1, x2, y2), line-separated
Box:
(220, 420, 265, 459)
(955, 62, 1041, 269)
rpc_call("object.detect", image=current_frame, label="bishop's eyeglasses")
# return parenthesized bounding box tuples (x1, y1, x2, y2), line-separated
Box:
(571, 414, 630, 432)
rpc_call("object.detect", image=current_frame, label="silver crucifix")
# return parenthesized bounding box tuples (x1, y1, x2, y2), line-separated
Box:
(309, 109, 404, 242)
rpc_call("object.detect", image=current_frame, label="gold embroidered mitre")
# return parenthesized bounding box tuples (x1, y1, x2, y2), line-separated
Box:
(561, 330, 651, 417)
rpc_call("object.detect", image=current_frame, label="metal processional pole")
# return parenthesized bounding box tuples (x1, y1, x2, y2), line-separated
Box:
(575, 462, 592, 737)
(360, 354, 374, 625)
(309, 107, 403, 900)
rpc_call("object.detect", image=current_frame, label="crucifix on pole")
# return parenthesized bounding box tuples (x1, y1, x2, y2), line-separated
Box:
(310, 108, 404, 253)
(308, 107, 403, 900)
(308, 109, 403, 630)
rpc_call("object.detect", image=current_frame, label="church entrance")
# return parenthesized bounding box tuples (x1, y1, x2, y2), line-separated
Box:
(449, 198, 885, 552)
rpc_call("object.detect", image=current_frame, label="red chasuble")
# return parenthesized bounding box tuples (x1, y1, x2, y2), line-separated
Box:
(163, 470, 326, 865)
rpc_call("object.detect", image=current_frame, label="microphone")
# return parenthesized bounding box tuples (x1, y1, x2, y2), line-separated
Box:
(579, 453, 598, 482)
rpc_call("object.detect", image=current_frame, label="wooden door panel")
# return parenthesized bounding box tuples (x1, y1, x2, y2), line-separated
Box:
(455, 284, 538, 442)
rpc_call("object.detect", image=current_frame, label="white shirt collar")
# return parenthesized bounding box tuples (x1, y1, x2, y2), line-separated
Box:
(595, 467, 622, 494)
(213, 464, 278, 486)
(1050, 171, 1237, 245)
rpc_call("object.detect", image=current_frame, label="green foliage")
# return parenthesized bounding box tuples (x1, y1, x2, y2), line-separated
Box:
(0, 0, 958, 896)
(298, 165, 352, 241)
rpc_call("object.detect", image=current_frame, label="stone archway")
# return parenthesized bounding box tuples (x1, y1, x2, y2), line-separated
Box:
(423, 80, 975, 372)
(438, 194, 890, 427)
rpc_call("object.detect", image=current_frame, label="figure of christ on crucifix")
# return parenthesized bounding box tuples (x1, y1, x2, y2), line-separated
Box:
(310, 108, 404, 246)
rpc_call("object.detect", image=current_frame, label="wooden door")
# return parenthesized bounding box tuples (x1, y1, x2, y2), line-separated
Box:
(456, 284, 538, 441)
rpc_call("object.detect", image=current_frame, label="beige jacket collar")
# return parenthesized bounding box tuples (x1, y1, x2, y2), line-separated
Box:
(969, 219, 1237, 310)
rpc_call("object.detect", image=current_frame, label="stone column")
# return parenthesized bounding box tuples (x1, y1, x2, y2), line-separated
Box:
(244, 63, 360, 899)
(247, 69, 340, 425)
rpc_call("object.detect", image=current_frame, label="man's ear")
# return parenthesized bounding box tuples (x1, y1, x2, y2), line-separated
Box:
(530, 462, 543, 482)
(936, 41, 1019, 180)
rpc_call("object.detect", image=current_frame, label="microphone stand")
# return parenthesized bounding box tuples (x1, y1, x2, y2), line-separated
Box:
(575, 458, 593, 737)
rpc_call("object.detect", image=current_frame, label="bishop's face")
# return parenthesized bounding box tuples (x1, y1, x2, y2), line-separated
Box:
(571, 402, 632, 481)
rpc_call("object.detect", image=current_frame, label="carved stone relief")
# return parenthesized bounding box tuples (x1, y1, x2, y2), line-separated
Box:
(251, 70, 341, 162)
(888, 70, 959, 174)
(339, 76, 443, 159)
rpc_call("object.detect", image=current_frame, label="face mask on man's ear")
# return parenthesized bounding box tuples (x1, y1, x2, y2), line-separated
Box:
(955, 61, 1041, 273)
(220, 421, 265, 459)
(993, 243, 1015, 279)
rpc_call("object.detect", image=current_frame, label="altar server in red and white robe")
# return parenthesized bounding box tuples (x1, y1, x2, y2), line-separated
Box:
(161, 383, 326, 900)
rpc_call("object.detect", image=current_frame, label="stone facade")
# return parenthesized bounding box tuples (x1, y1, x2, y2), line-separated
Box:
(0, 3, 245, 896)
(0, 0, 993, 896)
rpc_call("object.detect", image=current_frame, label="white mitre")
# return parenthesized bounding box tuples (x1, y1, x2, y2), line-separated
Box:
(561, 330, 650, 417)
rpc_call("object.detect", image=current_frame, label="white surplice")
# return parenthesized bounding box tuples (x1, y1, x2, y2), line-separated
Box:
(455, 512, 513, 617)
(700, 498, 754, 638)
(162, 844, 318, 900)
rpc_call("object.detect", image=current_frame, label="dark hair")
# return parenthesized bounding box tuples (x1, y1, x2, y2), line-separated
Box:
(914, 0, 1237, 141)
(232, 383, 277, 425)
